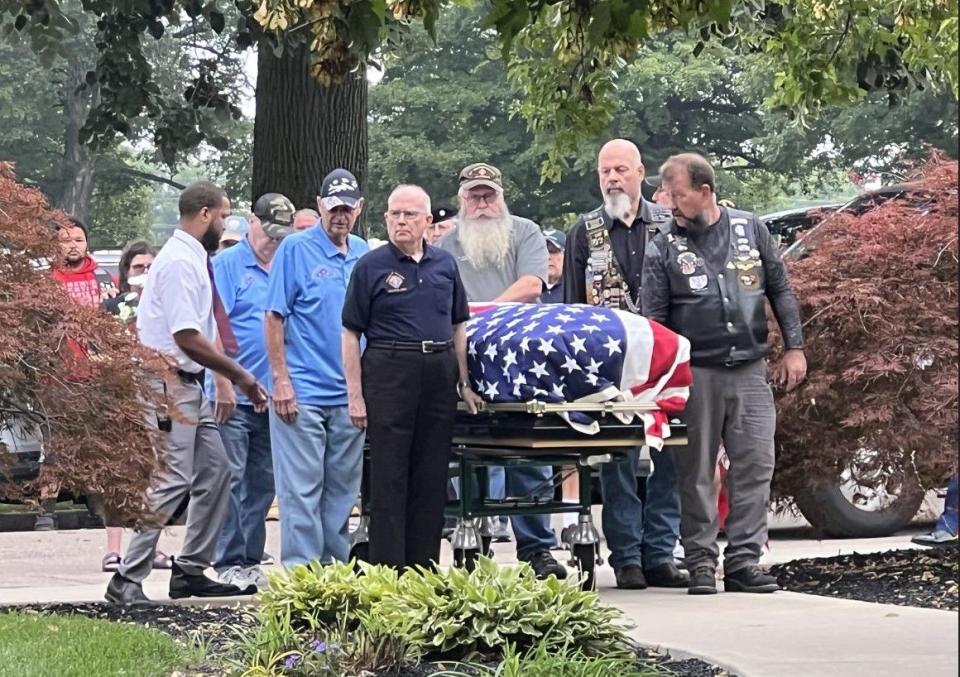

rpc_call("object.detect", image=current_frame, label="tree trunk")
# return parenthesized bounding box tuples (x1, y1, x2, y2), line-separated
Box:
(253, 45, 368, 234)
(57, 57, 96, 224)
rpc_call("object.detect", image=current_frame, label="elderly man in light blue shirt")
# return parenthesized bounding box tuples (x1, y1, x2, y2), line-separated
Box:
(265, 169, 369, 567)
(207, 193, 296, 589)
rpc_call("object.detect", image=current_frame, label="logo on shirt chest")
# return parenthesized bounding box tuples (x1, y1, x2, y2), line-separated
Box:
(312, 265, 332, 278)
(385, 271, 408, 293)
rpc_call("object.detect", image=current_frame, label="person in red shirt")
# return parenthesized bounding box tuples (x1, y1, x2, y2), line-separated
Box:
(52, 218, 117, 307)
(35, 218, 118, 532)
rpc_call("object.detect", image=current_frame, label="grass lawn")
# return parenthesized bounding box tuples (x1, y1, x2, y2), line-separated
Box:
(0, 612, 202, 677)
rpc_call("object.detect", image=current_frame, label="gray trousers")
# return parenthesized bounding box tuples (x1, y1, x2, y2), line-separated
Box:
(119, 377, 231, 582)
(674, 358, 776, 573)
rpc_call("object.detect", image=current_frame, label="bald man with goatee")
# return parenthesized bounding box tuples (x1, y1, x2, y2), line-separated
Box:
(563, 139, 688, 591)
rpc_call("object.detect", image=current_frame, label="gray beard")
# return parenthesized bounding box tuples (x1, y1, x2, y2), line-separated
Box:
(457, 210, 512, 269)
(603, 192, 633, 222)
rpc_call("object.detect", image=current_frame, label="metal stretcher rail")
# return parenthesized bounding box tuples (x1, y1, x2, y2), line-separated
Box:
(457, 400, 660, 416)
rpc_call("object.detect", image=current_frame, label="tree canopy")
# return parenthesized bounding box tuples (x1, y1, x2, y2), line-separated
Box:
(364, 5, 957, 231)
(2, 1, 956, 180)
(255, 0, 959, 178)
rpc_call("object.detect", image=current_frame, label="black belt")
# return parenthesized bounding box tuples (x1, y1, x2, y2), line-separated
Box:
(367, 339, 453, 354)
(177, 369, 205, 384)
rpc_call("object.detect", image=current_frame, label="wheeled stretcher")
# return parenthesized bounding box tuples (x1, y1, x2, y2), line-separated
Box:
(350, 401, 686, 590)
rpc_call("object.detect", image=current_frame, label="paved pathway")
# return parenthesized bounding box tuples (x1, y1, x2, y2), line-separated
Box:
(0, 521, 956, 676)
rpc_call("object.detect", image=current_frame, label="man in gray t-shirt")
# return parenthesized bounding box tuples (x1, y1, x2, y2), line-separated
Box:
(437, 163, 547, 303)
(437, 162, 566, 581)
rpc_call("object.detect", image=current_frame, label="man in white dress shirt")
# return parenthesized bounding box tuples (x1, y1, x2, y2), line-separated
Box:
(105, 181, 269, 606)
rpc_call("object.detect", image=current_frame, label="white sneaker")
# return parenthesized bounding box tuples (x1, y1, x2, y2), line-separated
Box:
(242, 565, 270, 589)
(218, 565, 246, 587)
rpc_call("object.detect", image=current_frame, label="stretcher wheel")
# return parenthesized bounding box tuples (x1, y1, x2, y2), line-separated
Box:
(453, 548, 479, 571)
(481, 535, 493, 557)
(349, 542, 369, 564)
(573, 543, 596, 592)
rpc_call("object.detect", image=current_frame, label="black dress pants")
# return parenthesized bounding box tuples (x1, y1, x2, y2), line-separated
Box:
(362, 346, 458, 569)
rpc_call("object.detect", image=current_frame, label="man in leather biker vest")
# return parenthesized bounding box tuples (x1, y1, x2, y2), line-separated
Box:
(642, 152, 807, 595)
(563, 139, 689, 591)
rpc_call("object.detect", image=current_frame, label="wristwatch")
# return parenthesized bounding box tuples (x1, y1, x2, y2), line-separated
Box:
(456, 381, 470, 399)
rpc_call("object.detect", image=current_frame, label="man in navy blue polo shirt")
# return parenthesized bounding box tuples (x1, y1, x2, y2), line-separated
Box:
(342, 185, 481, 569)
(264, 169, 370, 567)
(208, 193, 295, 589)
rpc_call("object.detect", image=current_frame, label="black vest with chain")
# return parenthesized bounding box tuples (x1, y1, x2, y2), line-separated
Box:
(582, 203, 671, 313)
(661, 208, 769, 366)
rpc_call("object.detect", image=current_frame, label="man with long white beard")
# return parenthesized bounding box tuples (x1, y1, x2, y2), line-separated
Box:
(562, 139, 689, 591)
(437, 162, 566, 581)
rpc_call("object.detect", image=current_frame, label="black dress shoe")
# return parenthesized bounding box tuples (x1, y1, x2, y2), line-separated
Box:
(168, 560, 257, 599)
(614, 564, 647, 589)
(687, 565, 718, 595)
(105, 573, 155, 606)
(527, 551, 567, 580)
(643, 562, 690, 588)
(724, 565, 779, 593)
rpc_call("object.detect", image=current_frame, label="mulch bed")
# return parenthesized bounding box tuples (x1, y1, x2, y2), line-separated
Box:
(1, 602, 729, 676)
(769, 546, 959, 611)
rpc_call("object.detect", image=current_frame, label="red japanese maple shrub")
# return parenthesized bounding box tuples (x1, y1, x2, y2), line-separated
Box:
(0, 162, 167, 526)
(772, 155, 958, 498)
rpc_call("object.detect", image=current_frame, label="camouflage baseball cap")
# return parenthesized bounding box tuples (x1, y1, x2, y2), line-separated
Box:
(458, 162, 503, 192)
(253, 193, 296, 239)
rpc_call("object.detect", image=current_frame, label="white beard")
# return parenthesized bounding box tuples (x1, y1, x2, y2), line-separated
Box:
(457, 210, 512, 269)
(603, 191, 633, 222)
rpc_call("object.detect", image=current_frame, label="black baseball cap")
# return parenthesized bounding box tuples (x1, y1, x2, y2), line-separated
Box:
(319, 168, 361, 209)
(431, 206, 456, 223)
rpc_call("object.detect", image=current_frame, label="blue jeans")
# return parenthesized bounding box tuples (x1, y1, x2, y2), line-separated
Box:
(269, 404, 365, 567)
(507, 465, 557, 560)
(601, 447, 681, 570)
(936, 475, 959, 535)
(214, 406, 275, 569)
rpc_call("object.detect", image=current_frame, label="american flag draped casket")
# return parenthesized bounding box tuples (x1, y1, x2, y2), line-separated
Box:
(465, 303, 691, 449)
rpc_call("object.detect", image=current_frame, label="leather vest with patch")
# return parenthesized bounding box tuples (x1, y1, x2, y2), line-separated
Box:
(662, 208, 769, 366)
(583, 205, 670, 313)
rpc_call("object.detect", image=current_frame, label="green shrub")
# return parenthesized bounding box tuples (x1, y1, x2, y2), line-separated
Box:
(434, 642, 663, 677)
(374, 557, 628, 656)
(241, 556, 632, 673)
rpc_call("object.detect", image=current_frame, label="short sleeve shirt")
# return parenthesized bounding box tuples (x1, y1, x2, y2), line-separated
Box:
(436, 215, 548, 302)
(205, 237, 271, 405)
(342, 242, 470, 342)
(265, 225, 369, 406)
(136, 229, 216, 373)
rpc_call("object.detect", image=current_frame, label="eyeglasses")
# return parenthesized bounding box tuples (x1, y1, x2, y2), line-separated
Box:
(464, 193, 498, 206)
(386, 210, 427, 220)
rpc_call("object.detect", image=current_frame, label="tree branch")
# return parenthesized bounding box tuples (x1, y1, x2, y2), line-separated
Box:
(116, 169, 185, 190)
